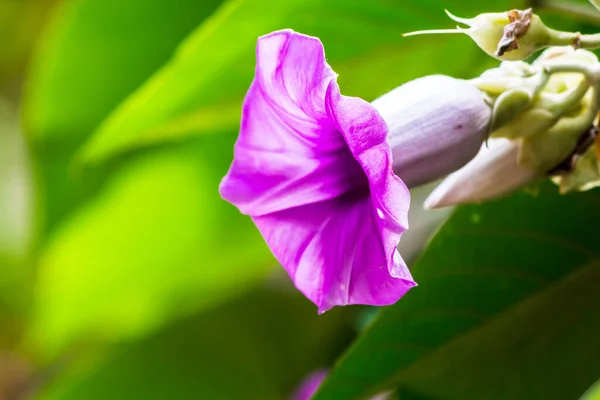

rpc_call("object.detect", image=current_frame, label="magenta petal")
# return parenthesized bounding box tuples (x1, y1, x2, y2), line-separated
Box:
(325, 82, 412, 279)
(219, 29, 415, 311)
(290, 370, 328, 400)
(290, 369, 391, 400)
(220, 29, 364, 216)
(253, 192, 413, 313)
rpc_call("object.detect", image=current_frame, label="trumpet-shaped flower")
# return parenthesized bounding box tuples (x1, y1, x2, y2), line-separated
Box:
(219, 30, 415, 313)
(220, 29, 492, 312)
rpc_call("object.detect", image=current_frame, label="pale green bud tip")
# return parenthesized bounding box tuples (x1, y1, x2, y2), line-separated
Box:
(404, 8, 556, 61)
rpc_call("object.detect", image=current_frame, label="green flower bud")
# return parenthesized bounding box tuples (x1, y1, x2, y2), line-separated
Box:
(493, 106, 555, 140)
(473, 61, 536, 94)
(404, 8, 578, 61)
(551, 139, 600, 194)
(490, 88, 537, 131)
(425, 45, 600, 207)
(487, 70, 551, 131)
(519, 99, 595, 172)
(476, 48, 597, 141)
(492, 9, 551, 60)
(482, 60, 532, 78)
(490, 81, 591, 141)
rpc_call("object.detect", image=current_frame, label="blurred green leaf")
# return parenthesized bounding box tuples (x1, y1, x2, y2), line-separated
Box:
(538, 0, 600, 26)
(581, 380, 600, 400)
(0, 98, 32, 261)
(35, 288, 355, 400)
(23, 0, 224, 232)
(315, 185, 600, 400)
(0, 98, 33, 347)
(78, 0, 523, 164)
(25, 0, 224, 142)
(30, 137, 272, 356)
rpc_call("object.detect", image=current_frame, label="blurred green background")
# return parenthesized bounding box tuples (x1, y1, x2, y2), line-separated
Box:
(2, 0, 600, 399)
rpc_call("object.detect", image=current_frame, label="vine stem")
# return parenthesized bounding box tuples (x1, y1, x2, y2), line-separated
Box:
(546, 29, 600, 51)
(541, 61, 600, 117)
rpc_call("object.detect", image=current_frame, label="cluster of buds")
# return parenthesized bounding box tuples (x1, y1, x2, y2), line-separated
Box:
(427, 47, 600, 208)
(404, 5, 600, 208)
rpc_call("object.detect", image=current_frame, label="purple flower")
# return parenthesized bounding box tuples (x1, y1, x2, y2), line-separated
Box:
(219, 29, 415, 312)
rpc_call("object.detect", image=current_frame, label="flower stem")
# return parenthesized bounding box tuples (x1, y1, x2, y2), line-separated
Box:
(541, 62, 600, 85)
(541, 61, 600, 118)
(546, 29, 600, 50)
(577, 33, 600, 50)
(529, 0, 600, 49)
(549, 78, 591, 115)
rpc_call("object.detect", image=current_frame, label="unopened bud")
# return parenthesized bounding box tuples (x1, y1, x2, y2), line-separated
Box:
(476, 47, 597, 142)
(519, 87, 596, 172)
(404, 9, 566, 61)
(551, 140, 600, 193)
(424, 138, 540, 209)
(533, 47, 599, 75)
(372, 75, 492, 188)
(481, 60, 532, 79)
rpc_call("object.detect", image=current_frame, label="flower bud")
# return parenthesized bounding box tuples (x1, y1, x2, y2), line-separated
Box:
(533, 47, 599, 79)
(519, 87, 596, 172)
(481, 60, 532, 79)
(372, 75, 492, 188)
(404, 9, 562, 61)
(424, 138, 540, 209)
(551, 142, 600, 194)
(474, 46, 596, 136)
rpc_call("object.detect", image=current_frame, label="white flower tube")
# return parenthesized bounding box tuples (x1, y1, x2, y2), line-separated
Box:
(424, 138, 540, 209)
(373, 75, 492, 188)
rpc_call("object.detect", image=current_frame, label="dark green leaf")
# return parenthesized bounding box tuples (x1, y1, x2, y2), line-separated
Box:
(581, 379, 600, 400)
(315, 185, 600, 400)
(34, 288, 355, 400)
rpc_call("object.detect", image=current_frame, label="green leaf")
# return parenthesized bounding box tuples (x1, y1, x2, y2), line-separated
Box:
(34, 288, 355, 400)
(0, 98, 32, 347)
(315, 185, 600, 400)
(581, 380, 600, 400)
(29, 136, 272, 356)
(24, 0, 225, 141)
(77, 0, 523, 164)
(23, 0, 224, 232)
